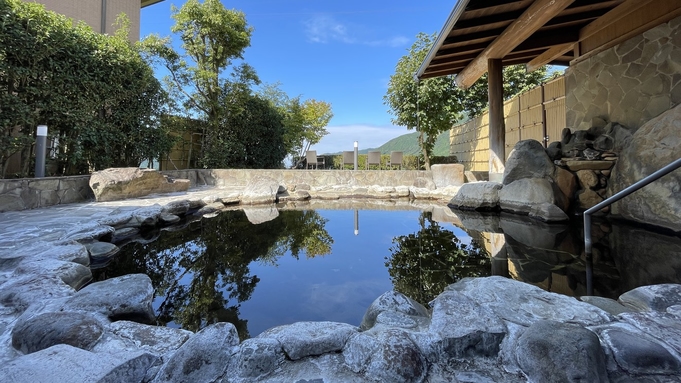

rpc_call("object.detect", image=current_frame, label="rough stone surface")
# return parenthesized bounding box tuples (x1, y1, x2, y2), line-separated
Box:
(566, 15, 681, 131)
(152, 322, 239, 383)
(430, 164, 465, 188)
(619, 284, 681, 312)
(89, 168, 190, 202)
(424, 289, 506, 360)
(355, 329, 427, 383)
(448, 182, 501, 211)
(580, 296, 637, 316)
(62, 274, 155, 324)
(107, 320, 193, 357)
(258, 321, 357, 360)
(0, 344, 158, 383)
(609, 103, 681, 232)
(360, 290, 430, 331)
(499, 178, 566, 216)
(446, 277, 612, 327)
(597, 325, 681, 375)
(516, 320, 608, 383)
(12, 311, 103, 354)
(228, 337, 285, 381)
(240, 176, 280, 205)
(503, 140, 555, 185)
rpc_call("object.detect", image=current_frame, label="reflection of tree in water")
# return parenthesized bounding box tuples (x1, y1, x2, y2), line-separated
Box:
(385, 212, 491, 305)
(93, 209, 332, 340)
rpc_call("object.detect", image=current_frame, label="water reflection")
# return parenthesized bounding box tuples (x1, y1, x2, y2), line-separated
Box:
(91, 203, 681, 337)
(385, 212, 491, 304)
(93, 209, 333, 339)
(446, 209, 681, 299)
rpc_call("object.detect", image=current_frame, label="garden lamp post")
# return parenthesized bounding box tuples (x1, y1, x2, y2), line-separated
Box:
(354, 141, 358, 170)
(35, 125, 48, 178)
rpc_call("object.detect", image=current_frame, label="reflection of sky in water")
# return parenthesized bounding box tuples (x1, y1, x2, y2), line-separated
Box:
(236, 209, 426, 337)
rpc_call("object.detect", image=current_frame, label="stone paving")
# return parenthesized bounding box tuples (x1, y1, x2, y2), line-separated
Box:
(0, 186, 243, 252)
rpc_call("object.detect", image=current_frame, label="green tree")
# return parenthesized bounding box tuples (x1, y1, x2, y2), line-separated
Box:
(258, 82, 333, 167)
(385, 212, 491, 304)
(384, 32, 550, 170)
(384, 33, 461, 170)
(141, 0, 265, 168)
(0, 0, 171, 177)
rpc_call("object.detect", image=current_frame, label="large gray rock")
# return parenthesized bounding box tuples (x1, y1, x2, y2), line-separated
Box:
(609, 103, 681, 231)
(431, 164, 465, 188)
(343, 329, 427, 383)
(258, 321, 357, 360)
(618, 311, 681, 357)
(619, 284, 681, 312)
(11, 311, 103, 354)
(422, 289, 506, 360)
(360, 290, 430, 331)
(447, 276, 612, 327)
(240, 176, 280, 205)
(448, 182, 501, 210)
(516, 320, 608, 383)
(89, 168, 190, 202)
(15, 258, 91, 290)
(499, 178, 568, 221)
(595, 324, 681, 375)
(227, 337, 285, 381)
(152, 322, 239, 383)
(0, 344, 158, 383)
(62, 274, 155, 324)
(0, 274, 75, 313)
(107, 320, 193, 357)
(503, 140, 555, 185)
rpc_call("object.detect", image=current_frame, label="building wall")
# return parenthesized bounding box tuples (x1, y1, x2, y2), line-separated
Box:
(566, 15, 681, 132)
(32, 0, 141, 41)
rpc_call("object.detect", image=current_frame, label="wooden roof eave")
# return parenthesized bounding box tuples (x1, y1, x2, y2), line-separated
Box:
(415, 0, 472, 82)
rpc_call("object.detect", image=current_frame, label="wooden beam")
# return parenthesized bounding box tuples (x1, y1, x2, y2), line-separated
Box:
(455, 0, 575, 89)
(578, 0, 655, 41)
(488, 58, 505, 180)
(526, 43, 574, 72)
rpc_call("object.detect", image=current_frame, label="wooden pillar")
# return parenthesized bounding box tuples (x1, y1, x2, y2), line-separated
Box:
(488, 58, 505, 182)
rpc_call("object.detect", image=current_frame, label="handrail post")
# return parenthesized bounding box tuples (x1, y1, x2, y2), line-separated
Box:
(583, 157, 681, 295)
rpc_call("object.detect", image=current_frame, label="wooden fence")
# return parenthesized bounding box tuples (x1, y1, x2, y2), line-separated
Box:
(450, 76, 566, 172)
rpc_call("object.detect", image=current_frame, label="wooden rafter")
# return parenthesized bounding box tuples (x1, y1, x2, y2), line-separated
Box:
(454, 0, 575, 88)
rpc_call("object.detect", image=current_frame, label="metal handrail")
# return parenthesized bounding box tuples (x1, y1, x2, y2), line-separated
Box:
(583, 157, 681, 294)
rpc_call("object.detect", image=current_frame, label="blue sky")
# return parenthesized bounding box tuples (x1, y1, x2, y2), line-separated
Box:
(141, 1, 454, 154)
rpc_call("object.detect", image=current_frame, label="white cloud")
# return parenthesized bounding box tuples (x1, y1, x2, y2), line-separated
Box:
(304, 15, 354, 44)
(312, 124, 408, 155)
(303, 15, 409, 48)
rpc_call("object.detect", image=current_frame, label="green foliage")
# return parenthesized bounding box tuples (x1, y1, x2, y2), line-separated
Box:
(384, 33, 461, 170)
(141, 0, 284, 169)
(385, 212, 491, 304)
(0, 0, 171, 177)
(258, 82, 333, 167)
(384, 32, 550, 171)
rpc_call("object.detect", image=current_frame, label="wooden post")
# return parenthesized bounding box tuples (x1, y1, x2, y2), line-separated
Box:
(488, 58, 505, 182)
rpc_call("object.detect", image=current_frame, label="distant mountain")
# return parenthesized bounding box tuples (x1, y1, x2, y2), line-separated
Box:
(325, 130, 450, 156)
(373, 131, 450, 156)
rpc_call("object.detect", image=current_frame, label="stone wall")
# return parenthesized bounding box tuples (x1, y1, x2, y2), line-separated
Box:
(0, 166, 466, 213)
(0, 176, 93, 213)
(162, 169, 434, 189)
(566, 15, 681, 132)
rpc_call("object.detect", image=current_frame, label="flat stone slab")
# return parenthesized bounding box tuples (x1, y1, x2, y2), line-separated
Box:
(565, 160, 615, 171)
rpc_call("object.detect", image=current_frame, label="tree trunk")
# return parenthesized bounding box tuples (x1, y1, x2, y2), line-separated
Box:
(418, 131, 430, 170)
